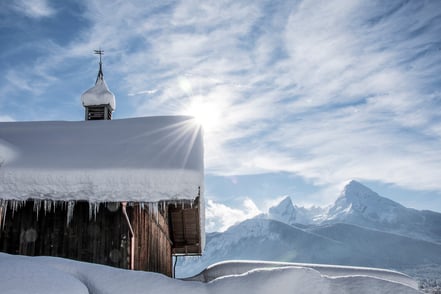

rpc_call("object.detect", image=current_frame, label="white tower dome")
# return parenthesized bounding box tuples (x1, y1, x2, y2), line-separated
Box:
(81, 75, 116, 110)
(81, 50, 116, 120)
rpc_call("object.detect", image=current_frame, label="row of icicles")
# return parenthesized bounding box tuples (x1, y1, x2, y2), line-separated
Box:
(0, 199, 193, 230)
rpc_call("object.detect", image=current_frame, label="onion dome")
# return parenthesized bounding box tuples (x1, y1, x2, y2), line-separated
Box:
(81, 53, 116, 111)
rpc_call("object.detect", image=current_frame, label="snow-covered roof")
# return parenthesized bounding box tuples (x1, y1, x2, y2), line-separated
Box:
(0, 116, 203, 203)
(81, 76, 116, 110)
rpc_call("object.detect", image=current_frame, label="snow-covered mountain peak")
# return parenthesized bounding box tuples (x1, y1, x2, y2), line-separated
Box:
(268, 196, 297, 225)
(338, 180, 401, 208)
(342, 180, 377, 199)
(327, 180, 404, 223)
(265, 196, 326, 226)
(274, 196, 293, 209)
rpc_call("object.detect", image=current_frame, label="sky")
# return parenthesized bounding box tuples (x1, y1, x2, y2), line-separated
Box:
(1, 0, 441, 232)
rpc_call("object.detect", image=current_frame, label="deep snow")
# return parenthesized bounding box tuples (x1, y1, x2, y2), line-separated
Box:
(0, 116, 204, 202)
(0, 253, 419, 294)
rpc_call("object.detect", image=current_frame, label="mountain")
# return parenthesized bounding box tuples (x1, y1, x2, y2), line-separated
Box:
(267, 197, 297, 225)
(308, 223, 441, 268)
(325, 181, 441, 243)
(178, 218, 344, 277)
(179, 218, 348, 274)
(178, 218, 441, 278)
(266, 196, 325, 226)
(266, 180, 441, 243)
(177, 181, 441, 279)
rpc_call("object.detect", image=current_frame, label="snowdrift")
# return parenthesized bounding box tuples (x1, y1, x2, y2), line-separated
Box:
(0, 253, 419, 294)
(185, 260, 418, 288)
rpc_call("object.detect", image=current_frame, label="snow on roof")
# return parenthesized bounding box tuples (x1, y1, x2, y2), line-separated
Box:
(81, 76, 116, 110)
(0, 116, 203, 203)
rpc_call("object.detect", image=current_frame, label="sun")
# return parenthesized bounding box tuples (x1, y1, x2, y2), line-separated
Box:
(177, 77, 223, 133)
(185, 98, 222, 133)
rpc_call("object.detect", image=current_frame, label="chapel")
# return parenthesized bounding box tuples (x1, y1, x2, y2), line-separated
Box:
(0, 52, 204, 277)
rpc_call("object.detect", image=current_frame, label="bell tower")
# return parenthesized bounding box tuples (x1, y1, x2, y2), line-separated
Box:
(81, 50, 116, 120)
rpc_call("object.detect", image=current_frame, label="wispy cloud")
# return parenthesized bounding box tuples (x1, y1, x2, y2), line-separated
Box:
(10, 0, 56, 19)
(133, 0, 441, 193)
(1, 0, 441, 196)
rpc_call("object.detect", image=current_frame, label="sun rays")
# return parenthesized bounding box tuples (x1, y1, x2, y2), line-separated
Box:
(185, 98, 222, 134)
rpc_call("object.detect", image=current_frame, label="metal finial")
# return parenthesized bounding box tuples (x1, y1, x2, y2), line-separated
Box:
(94, 49, 104, 64)
(93, 49, 104, 83)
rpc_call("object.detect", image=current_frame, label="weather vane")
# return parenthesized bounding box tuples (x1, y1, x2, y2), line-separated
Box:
(94, 49, 104, 64)
(94, 49, 104, 83)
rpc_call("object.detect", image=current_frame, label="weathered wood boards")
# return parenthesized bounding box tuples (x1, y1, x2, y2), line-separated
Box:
(0, 200, 176, 276)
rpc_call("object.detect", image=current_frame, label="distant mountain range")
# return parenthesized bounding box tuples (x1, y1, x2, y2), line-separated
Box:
(177, 180, 441, 280)
(269, 180, 441, 243)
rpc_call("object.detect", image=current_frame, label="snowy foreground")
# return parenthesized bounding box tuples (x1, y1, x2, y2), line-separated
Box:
(0, 253, 420, 293)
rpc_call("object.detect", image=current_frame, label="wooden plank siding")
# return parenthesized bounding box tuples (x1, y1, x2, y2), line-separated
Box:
(130, 203, 172, 276)
(169, 197, 202, 255)
(0, 200, 174, 276)
(0, 201, 130, 268)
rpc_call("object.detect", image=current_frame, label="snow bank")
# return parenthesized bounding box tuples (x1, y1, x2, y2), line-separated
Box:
(0, 116, 203, 202)
(208, 266, 419, 294)
(184, 260, 419, 289)
(0, 253, 420, 294)
(0, 254, 88, 294)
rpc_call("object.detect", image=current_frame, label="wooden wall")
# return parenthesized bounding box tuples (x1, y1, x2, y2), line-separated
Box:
(131, 203, 172, 276)
(0, 200, 173, 276)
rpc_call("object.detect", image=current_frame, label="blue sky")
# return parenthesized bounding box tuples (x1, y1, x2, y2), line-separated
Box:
(1, 0, 441, 232)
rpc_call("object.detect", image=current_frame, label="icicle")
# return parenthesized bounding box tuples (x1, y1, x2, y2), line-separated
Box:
(0, 200, 7, 230)
(89, 202, 99, 221)
(43, 200, 48, 215)
(95, 203, 100, 220)
(33, 200, 42, 221)
(147, 202, 159, 223)
(66, 201, 75, 226)
(89, 202, 101, 221)
(8, 200, 25, 218)
(44, 200, 54, 215)
(89, 203, 94, 221)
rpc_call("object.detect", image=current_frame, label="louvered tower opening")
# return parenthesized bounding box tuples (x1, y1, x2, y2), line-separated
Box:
(85, 105, 112, 120)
